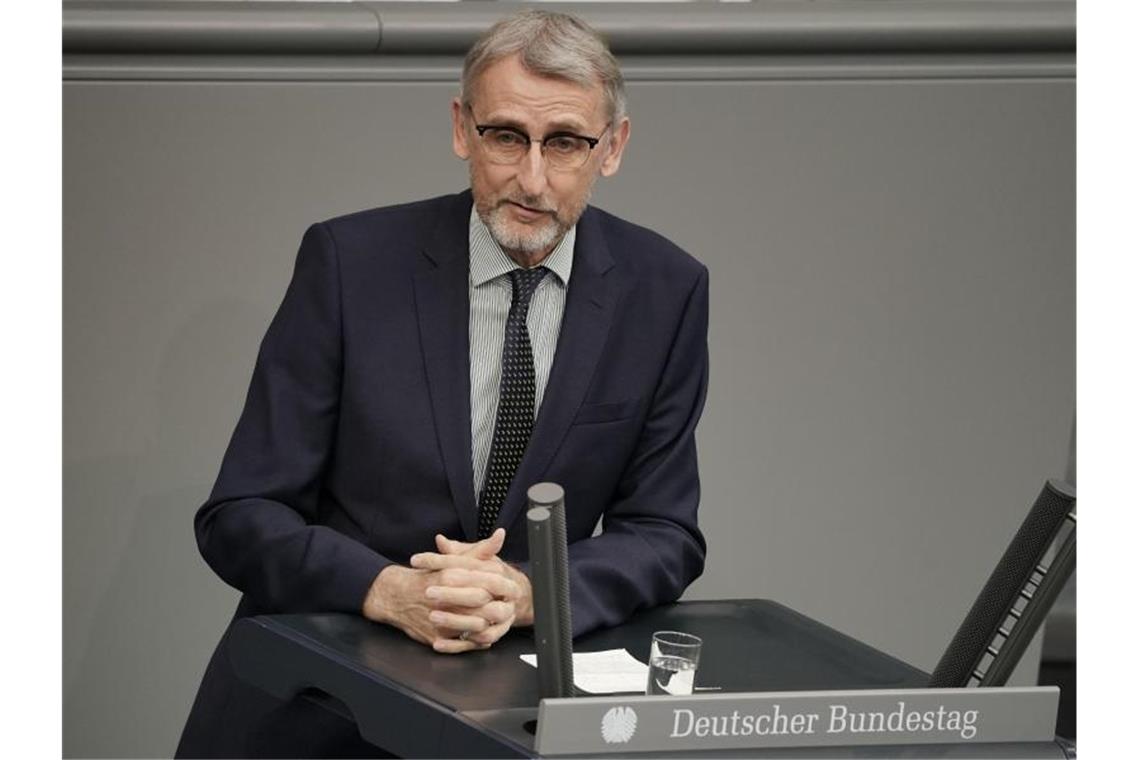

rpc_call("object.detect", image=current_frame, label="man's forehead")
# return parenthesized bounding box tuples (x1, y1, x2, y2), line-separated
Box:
(470, 55, 605, 126)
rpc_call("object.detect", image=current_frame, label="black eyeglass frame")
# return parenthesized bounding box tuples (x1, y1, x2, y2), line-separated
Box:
(466, 105, 611, 163)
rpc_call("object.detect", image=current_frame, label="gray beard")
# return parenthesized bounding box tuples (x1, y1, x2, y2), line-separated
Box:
(482, 204, 565, 255)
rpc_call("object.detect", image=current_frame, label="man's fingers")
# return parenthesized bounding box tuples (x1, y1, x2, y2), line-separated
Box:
(431, 636, 483, 654)
(476, 599, 515, 625)
(436, 567, 519, 599)
(427, 599, 515, 651)
(473, 528, 506, 558)
(411, 552, 486, 571)
(429, 609, 490, 633)
(411, 557, 519, 597)
(468, 615, 515, 646)
(435, 533, 468, 554)
(411, 552, 504, 576)
(434, 528, 505, 559)
(424, 585, 493, 607)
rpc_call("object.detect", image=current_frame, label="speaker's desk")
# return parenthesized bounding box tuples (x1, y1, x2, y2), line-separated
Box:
(229, 599, 1067, 758)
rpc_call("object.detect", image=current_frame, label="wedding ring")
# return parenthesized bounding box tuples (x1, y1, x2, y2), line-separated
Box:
(459, 631, 470, 641)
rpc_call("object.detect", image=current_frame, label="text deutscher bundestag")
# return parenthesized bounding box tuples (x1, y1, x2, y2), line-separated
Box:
(670, 701, 979, 741)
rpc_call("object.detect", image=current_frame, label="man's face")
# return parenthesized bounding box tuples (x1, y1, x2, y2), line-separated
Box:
(451, 54, 630, 259)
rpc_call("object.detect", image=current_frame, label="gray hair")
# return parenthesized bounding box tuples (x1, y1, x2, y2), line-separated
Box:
(460, 10, 627, 124)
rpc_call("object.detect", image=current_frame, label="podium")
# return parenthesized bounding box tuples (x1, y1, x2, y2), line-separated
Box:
(228, 599, 1070, 758)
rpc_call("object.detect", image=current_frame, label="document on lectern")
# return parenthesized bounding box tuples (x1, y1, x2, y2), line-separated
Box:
(534, 686, 1059, 755)
(520, 649, 649, 694)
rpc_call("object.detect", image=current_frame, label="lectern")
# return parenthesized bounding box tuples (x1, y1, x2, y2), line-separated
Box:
(228, 600, 1070, 758)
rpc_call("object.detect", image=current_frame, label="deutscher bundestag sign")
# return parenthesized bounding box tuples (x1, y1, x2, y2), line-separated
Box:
(534, 687, 1058, 754)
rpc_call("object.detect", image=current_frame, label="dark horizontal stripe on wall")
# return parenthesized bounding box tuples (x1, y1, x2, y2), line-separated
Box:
(64, 1, 1076, 57)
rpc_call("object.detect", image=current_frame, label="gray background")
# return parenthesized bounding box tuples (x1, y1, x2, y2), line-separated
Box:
(63, 2, 1075, 757)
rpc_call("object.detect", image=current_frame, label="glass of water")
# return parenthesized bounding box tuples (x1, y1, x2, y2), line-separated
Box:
(646, 631, 702, 695)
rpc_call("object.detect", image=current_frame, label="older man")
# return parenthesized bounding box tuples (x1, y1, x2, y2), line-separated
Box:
(178, 10, 708, 758)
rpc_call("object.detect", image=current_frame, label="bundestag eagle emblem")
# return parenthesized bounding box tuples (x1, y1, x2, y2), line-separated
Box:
(600, 705, 638, 743)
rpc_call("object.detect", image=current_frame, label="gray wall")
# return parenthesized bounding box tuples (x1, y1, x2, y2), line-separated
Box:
(63, 2, 1075, 757)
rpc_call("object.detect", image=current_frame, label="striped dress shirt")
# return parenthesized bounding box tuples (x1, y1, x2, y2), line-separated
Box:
(468, 208, 575, 500)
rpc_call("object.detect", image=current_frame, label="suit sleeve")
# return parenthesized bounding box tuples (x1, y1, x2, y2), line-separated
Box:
(565, 266, 710, 637)
(193, 223, 391, 614)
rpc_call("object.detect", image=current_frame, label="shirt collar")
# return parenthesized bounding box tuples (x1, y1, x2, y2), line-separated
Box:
(469, 206, 575, 288)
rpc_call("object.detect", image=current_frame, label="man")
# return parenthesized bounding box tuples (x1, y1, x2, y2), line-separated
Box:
(177, 10, 708, 758)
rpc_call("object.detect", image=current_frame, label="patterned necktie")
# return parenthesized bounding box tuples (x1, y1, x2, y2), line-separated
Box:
(477, 266, 550, 538)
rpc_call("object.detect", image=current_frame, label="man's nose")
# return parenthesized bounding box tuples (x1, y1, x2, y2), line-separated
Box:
(516, 142, 549, 197)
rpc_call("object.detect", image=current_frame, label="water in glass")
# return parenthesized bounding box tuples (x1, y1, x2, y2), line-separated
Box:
(647, 654, 697, 695)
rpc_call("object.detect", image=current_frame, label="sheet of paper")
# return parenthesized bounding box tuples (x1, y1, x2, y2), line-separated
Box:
(520, 648, 649, 694)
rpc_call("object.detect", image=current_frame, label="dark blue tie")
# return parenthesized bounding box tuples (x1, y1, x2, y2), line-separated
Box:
(477, 266, 550, 538)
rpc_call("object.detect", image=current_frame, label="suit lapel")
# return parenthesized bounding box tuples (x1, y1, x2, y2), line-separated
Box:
(494, 206, 619, 532)
(413, 191, 479, 541)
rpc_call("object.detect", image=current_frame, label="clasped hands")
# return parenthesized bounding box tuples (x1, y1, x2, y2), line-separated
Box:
(362, 528, 534, 654)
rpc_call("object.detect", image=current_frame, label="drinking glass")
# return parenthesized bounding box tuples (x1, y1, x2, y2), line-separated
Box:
(646, 631, 702, 695)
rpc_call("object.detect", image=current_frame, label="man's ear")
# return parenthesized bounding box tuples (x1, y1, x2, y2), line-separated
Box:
(451, 98, 471, 160)
(599, 117, 631, 178)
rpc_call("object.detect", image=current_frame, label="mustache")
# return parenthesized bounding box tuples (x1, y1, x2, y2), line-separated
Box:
(498, 196, 556, 215)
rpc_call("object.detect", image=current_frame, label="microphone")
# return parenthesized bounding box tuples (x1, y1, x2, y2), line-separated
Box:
(928, 479, 1077, 687)
(526, 482, 574, 700)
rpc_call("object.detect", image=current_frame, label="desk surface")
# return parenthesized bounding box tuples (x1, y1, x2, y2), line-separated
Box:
(229, 599, 1066, 758)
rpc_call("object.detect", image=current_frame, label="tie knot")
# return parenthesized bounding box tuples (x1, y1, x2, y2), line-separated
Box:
(509, 266, 549, 306)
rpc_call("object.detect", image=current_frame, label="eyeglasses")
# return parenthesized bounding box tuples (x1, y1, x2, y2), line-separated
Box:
(468, 106, 610, 172)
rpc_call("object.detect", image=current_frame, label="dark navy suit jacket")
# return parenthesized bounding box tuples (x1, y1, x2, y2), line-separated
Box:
(177, 190, 709, 757)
